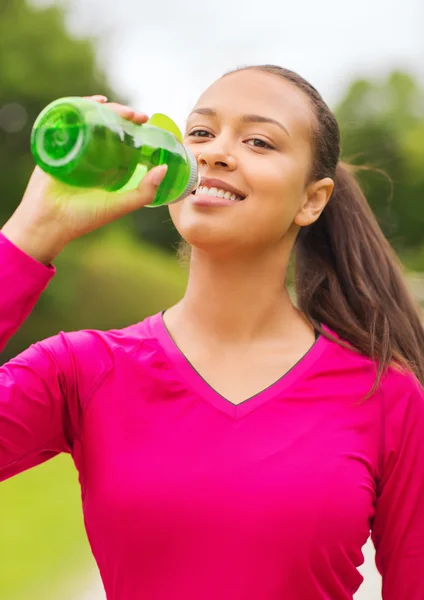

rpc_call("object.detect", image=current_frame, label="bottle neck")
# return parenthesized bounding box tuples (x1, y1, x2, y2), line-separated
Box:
(167, 146, 200, 205)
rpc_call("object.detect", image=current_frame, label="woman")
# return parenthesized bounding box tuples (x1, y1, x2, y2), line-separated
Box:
(1, 65, 424, 599)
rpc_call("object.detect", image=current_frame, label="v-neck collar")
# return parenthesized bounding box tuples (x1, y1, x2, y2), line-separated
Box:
(148, 311, 332, 420)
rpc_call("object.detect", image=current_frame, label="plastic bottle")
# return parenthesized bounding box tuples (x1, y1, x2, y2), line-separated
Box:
(30, 97, 199, 207)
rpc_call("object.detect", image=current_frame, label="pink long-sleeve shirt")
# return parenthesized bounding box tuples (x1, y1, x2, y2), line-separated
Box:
(1, 230, 424, 599)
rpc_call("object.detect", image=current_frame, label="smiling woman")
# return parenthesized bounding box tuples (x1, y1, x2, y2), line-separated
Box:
(1, 65, 424, 600)
(174, 65, 424, 394)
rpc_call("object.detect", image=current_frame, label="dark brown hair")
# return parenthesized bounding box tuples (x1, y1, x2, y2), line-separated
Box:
(181, 64, 424, 395)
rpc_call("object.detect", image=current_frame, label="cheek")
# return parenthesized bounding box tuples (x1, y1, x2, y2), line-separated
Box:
(249, 164, 300, 222)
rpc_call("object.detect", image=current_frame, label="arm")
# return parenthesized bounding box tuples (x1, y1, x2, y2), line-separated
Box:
(0, 231, 78, 481)
(371, 373, 424, 598)
(0, 97, 163, 480)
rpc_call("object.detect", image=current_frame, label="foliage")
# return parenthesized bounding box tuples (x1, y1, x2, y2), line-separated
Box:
(336, 71, 424, 251)
(0, 0, 115, 225)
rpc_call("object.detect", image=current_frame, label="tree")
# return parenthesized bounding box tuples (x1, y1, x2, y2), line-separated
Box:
(0, 0, 127, 358)
(0, 0, 115, 225)
(336, 71, 424, 250)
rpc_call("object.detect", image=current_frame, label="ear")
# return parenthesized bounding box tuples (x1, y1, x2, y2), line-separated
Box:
(294, 177, 334, 227)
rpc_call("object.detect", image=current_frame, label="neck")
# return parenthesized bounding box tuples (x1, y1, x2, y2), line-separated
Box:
(171, 246, 311, 344)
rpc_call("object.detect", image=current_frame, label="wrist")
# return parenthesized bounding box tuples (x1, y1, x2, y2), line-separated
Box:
(1, 212, 67, 266)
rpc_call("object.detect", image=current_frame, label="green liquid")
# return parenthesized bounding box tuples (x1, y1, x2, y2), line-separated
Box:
(31, 97, 196, 206)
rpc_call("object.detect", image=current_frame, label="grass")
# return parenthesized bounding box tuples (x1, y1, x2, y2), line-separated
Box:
(1, 455, 96, 600)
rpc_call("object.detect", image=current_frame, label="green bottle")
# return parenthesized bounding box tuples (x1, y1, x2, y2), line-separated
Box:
(30, 97, 200, 207)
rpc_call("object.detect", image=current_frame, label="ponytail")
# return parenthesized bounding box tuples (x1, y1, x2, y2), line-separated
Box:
(295, 161, 424, 394)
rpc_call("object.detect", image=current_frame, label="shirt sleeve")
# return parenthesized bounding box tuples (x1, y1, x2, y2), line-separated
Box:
(0, 231, 79, 481)
(371, 372, 424, 599)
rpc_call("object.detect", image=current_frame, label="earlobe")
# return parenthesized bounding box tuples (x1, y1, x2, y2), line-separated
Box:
(294, 177, 334, 227)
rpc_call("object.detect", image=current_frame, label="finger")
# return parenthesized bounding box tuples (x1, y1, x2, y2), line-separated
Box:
(110, 165, 169, 216)
(142, 164, 168, 188)
(103, 102, 149, 124)
(83, 95, 108, 103)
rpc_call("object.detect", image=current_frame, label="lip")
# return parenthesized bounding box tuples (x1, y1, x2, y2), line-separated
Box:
(195, 177, 246, 200)
(191, 194, 240, 208)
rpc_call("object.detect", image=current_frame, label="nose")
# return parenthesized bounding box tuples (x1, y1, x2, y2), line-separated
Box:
(195, 143, 236, 170)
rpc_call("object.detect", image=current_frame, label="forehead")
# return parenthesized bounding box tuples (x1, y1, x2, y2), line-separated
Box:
(191, 69, 314, 141)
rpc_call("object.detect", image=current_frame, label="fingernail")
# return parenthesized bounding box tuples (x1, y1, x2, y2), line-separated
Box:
(152, 164, 168, 186)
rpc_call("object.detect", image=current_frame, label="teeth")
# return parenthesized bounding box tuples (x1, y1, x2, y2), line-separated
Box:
(195, 186, 242, 200)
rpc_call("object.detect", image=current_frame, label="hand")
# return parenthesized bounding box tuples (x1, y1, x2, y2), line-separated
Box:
(1, 95, 167, 263)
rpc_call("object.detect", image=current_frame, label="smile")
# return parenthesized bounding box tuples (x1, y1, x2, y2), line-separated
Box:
(193, 186, 245, 202)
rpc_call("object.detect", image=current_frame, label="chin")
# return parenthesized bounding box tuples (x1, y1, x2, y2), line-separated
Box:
(169, 202, 269, 257)
(171, 206, 238, 251)
(179, 224, 235, 254)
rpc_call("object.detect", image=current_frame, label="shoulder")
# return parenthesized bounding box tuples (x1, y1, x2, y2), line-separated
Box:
(321, 325, 424, 425)
(57, 311, 159, 353)
(379, 367, 424, 454)
(37, 312, 162, 406)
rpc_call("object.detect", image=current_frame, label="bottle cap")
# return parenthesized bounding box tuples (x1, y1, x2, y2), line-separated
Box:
(167, 147, 199, 205)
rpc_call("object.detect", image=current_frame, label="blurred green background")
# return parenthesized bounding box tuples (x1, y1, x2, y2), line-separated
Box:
(0, 0, 423, 598)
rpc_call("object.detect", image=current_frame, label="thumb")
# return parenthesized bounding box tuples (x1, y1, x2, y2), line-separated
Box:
(116, 164, 169, 214)
(144, 164, 169, 189)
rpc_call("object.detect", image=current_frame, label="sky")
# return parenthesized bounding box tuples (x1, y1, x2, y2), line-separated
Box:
(32, 0, 423, 133)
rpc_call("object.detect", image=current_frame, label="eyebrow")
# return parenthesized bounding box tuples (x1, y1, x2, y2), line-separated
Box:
(187, 107, 291, 138)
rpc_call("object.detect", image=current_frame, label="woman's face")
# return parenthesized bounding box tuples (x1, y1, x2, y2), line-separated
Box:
(169, 69, 333, 256)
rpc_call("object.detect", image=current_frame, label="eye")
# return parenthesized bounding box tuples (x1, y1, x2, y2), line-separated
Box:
(245, 138, 275, 150)
(187, 130, 275, 150)
(188, 129, 213, 138)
